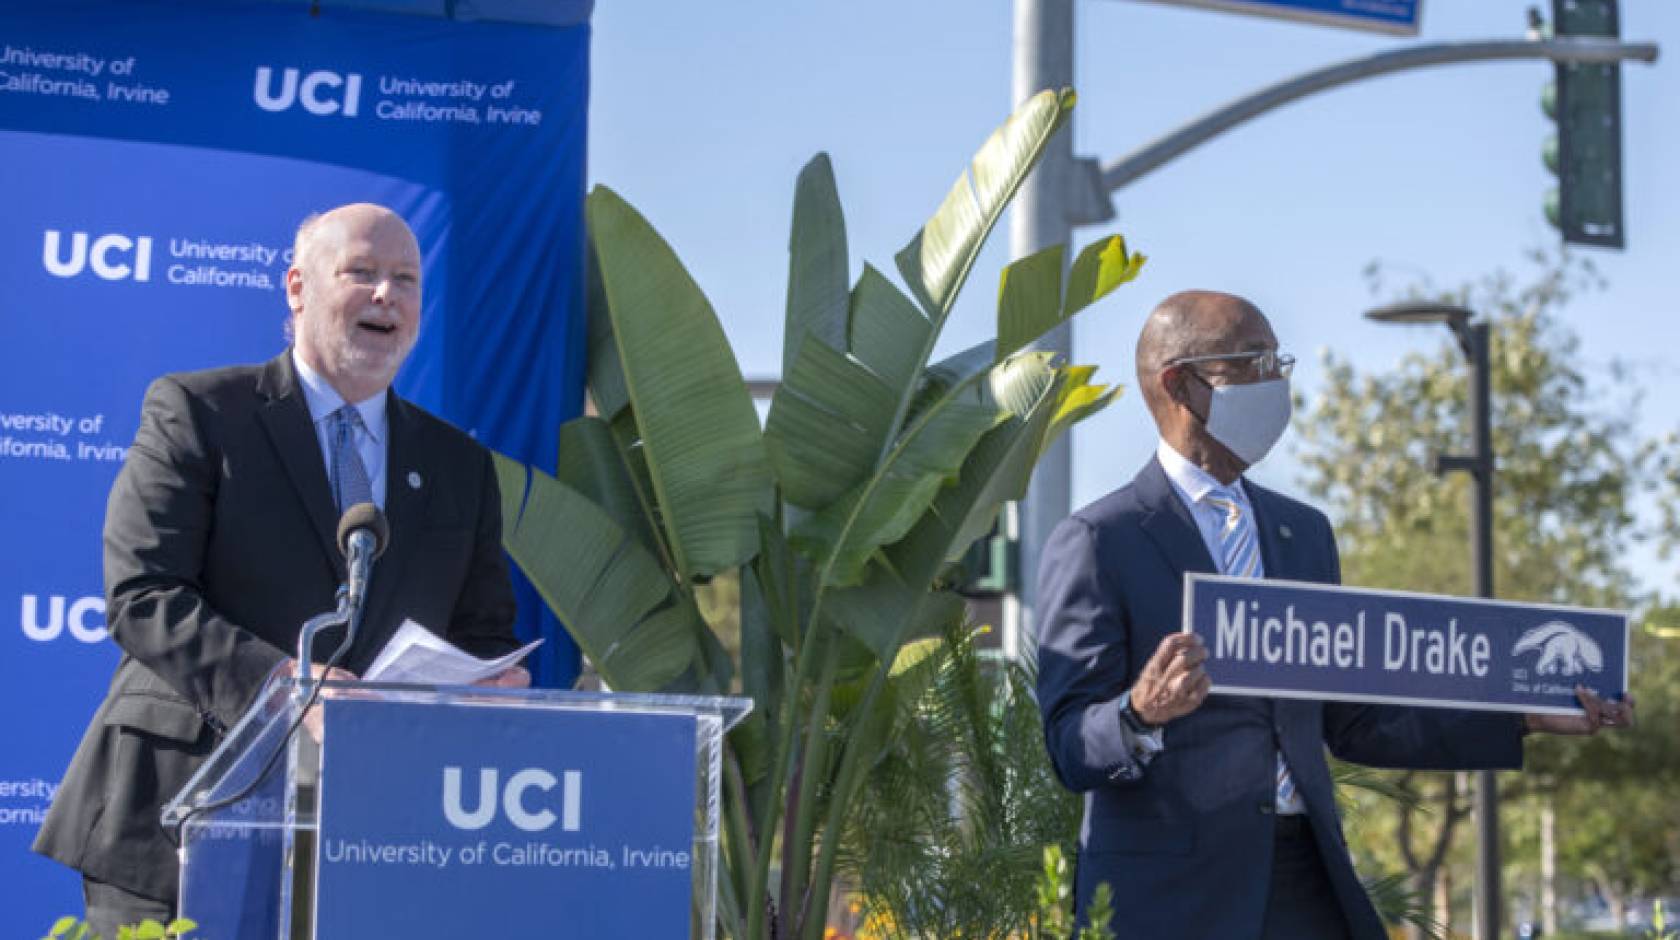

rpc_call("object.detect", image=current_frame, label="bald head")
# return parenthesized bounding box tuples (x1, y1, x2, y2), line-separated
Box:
(286, 202, 423, 403)
(291, 203, 419, 284)
(1136, 290, 1273, 417)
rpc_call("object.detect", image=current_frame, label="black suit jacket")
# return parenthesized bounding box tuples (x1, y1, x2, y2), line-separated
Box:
(1035, 457, 1524, 940)
(35, 352, 518, 901)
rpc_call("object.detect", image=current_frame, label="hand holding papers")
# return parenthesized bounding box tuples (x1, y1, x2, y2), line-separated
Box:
(364, 619, 541, 686)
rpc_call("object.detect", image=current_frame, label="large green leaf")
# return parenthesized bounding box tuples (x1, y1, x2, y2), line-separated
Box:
(908, 340, 997, 421)
(588, 185, 772, 580)
(766, 266, 935, 509)
(493, 454, 698, 691)
(790, 344, 1073, 592)
(994, 234, 1147, 365)
(995, 244, 1064, 365)
(823, 567, 966, 663)
(783, 153, 850, 378)
(765, 334, 896, 508)
(773, 89, 1075, 514)
(1062, 234, 1146, 319)
(848, 266, 933, 399)
(554, 416, 666, 563)
(895, 88, 1075, 323)
(818, 360, 1117, 659)
(792, 370, 1003, 588)
(584, 242, 631, 422)
(731, 564, 781, 790)
(908, 361, 1116, 572)
(1045, 364, 1122, 449)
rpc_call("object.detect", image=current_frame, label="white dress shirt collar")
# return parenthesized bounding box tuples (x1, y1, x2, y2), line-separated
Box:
(291, 350, 388, 446)
(1156, 438, 1244, 506)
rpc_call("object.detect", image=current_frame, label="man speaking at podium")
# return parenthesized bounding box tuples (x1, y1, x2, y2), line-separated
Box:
(35, 203, 528, 934)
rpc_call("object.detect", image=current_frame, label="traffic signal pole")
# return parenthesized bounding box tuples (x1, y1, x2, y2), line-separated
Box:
(1098, 37, 1656, 194)
(1010, 0, 1075, 661)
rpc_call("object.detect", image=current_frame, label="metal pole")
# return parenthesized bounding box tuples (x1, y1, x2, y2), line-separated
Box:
(1011, 0, 1074, 654)
(1469, 320, 1500, 940)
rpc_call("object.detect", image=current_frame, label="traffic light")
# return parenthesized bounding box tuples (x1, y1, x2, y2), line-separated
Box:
(1542, 0, 1625, 248)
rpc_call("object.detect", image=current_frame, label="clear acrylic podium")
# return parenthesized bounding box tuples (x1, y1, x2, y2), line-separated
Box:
(161, 677, 751, 939)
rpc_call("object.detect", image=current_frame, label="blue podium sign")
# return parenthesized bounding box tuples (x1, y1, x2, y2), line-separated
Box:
(1183, 574, 1629, 714)
(316, 700, 697, 937)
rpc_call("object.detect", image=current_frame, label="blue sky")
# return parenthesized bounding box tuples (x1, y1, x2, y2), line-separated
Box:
(588, 1, 1676, 593)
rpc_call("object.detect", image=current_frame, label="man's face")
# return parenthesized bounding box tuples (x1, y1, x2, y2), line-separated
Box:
(288, 208, 422, 399)
(1165, 310, 1283, 410)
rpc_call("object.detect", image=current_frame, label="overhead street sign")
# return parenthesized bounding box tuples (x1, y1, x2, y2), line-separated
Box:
(1127, 0, 1423, 36)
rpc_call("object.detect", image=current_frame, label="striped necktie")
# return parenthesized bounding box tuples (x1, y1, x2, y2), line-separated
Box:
(1204, 484, 1306, 815)
(330, 405, 373, 512)
(1204, 485, 1260, 579)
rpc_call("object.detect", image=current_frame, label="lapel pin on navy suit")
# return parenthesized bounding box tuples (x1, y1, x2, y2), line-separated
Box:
(1279, 523, 1292, 539)
(408, 470, 423, 490)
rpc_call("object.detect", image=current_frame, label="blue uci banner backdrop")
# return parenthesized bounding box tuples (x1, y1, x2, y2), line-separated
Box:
(1184, 574, 1630, 714)
(315, 701, 697, 937)
(0, 0, 588, 928)
(1128, 0, 1422, 35)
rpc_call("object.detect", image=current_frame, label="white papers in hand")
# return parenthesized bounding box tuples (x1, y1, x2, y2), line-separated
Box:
(363, 619, 542, 685)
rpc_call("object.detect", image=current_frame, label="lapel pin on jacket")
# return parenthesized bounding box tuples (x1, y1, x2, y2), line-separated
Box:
(408, 471, 423, 490)
(1279, 523, 1293, 539)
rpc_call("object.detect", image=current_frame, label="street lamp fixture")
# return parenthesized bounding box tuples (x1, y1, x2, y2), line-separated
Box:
(1364, 300, 1477, 358)
(1364, 301, 1501, 940)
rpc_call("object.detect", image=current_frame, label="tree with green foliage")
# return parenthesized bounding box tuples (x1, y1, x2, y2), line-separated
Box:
(1293, 248, 1676, 936)
(1512, 616, 1680, 930)
(492, 90, 1149, 940)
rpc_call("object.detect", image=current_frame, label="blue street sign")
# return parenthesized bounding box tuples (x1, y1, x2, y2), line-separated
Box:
(1183, 574, 1628, 714)
(1127, 0, 1423, 36)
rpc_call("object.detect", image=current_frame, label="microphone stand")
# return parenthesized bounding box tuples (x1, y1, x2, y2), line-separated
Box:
(294, 588, 352, 700)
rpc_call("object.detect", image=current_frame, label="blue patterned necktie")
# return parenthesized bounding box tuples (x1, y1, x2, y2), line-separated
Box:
(330, 405, 373, 511)
(1204, 484, 1306, 815)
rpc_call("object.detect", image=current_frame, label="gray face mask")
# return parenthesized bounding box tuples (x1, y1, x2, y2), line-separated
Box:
(1201, 377, 1292, 466)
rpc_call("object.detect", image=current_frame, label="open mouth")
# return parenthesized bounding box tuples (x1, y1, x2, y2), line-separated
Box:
(357, 320, 397, 336)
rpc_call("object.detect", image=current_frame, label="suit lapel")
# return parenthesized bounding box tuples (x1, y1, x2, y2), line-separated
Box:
(1134, 457, 1218, 578)
(255, 353, 342, 577)
(356, 391, 429, 657)
(1244, 481, 1299, 582)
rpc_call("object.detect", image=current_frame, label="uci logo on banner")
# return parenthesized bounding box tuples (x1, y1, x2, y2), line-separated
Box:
(42, 231, 152, 282)
(20, 594, 108, 644)
(252, 67, 362, 117)
(1181, 574, 1629, 715)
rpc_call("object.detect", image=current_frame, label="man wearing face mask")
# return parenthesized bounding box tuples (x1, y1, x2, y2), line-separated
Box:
(1034, 290, 1633, 940)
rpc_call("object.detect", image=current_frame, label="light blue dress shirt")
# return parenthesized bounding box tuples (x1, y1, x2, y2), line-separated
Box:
(292, 350, 389, 510)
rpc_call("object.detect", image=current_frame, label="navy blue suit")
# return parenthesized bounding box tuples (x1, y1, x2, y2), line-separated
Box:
(1036, 458, 1524, 939)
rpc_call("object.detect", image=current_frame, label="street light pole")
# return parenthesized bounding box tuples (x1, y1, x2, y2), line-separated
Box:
(1366, 303, 1500, 940)
(1465, 320, 1500, 940)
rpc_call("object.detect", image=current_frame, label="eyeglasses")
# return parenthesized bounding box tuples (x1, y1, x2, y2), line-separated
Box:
(1166, 349, 1296, 382)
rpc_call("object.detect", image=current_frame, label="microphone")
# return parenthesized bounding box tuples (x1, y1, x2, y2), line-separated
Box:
(336, 502, 389, 637)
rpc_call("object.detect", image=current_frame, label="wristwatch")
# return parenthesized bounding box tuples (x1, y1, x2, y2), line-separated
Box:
(1118, 690, 1162, 737)
(1108, 691, 1166, 780)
